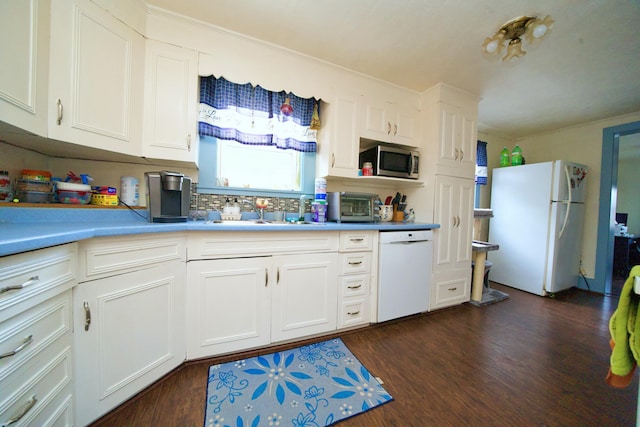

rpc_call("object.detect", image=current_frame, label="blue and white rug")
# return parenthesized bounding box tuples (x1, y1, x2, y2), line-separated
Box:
(204, 338, 393, 427)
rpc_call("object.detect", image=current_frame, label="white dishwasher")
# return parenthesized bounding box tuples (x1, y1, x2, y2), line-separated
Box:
(377, 230, 433, 322)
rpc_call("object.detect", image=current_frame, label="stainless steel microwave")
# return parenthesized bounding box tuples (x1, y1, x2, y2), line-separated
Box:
(359, 145, 419, 179)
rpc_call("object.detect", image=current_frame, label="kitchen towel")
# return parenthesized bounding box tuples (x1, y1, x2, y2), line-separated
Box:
(204, 338, 392, 426)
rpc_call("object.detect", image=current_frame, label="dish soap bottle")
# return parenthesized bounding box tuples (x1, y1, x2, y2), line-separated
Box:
(223, 197, 232, 214)
(511, 145, 523, 166)
(499, 147, 510, 167)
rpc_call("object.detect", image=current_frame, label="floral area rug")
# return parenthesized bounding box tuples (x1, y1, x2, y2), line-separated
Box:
(204, 338, 393, 427)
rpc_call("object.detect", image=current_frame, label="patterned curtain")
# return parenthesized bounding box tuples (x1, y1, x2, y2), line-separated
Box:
(476, 140, 488, 185)
(198, 76, 319, 153)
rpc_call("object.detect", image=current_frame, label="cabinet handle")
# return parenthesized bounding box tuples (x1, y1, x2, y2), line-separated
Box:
(187, 133, 191, 151)
(5, 395, 37, 425)
(386, 121, 391, 135)
(349, 237, 364, 242)
(348, 260, 363, 265)
(83, 301, 91, 331)
(265, 268, 268, 287)
(0, 335, 33, 360)
(347, 310, 361, 316)
(347, 284, 362, 289)
(457, 215, 461, 227)
(393, 123, 398, 136)
(56, 99, 63, 125)
(277, 268, 280, 284)
(452, 216, 457, 227)
(331, 153, 335, 168)
(0, 275, 39, 294)
(460, 149, 464, 160)
(448, 287, 458, 291)
(454, 148, 459, 160)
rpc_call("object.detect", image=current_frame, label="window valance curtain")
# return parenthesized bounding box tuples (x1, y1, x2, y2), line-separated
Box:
(198, 76, 319, 153)
(476, 140, 488, 185)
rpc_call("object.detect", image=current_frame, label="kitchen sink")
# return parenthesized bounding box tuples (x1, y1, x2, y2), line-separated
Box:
(204, 220, 325, 226)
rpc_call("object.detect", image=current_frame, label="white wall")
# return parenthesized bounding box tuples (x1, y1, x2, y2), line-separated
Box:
(482, 111, 640, 278)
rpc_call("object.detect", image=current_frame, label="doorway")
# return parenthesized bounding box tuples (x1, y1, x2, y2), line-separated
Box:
(595, 121, 640, 295)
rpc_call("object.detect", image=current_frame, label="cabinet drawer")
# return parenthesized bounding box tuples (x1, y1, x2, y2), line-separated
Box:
(79, 233, 185, 282)
(339, 299, 368, 328)
(339, 231, 374, 252)
(0, 343, 72, 426)
(1, 291, 71, 381)
(0, 244, 77, 323)
(339, 275, 369, 298)
(339, 252, 371, 275)
(430, 270, 470, 310)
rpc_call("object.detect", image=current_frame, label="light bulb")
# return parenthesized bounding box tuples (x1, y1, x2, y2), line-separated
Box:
(532, 24, 548, 39)
(486, 40, 499, 53)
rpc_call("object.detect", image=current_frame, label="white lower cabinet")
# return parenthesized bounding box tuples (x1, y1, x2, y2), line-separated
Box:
(0, 243, 77, 427)
(186, 252, 338, 359)
(73, 235, 186, 426)
(430, 269, 471, 310)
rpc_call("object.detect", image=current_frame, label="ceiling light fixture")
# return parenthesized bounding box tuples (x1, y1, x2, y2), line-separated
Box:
(482, 15, 554, 62)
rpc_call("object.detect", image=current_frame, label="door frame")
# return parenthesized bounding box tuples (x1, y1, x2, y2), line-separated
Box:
(595, 120, 640, 294)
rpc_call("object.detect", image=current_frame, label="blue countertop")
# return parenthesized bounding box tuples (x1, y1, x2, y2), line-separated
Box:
(0, 207, 439, 257)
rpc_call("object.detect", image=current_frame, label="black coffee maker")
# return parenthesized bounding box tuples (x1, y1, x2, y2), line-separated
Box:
(145, 171, 191, 223)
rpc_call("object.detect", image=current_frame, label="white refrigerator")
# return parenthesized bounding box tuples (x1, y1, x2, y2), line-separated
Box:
(488, 160, 588, 296)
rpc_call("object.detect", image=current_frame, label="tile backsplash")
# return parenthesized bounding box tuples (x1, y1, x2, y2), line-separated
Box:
(189, 183, 309, 214)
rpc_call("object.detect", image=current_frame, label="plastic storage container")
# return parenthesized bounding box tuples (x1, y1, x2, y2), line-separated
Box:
(15, 179, 53, 192)
(21, 169, 51, 181)
(57, 189, 92, 204)
(16, 190, 51, 203)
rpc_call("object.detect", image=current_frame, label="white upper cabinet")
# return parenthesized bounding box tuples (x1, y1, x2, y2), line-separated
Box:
(361, 95, 419, 147)
(0, 0, 50, 135)
(316, 93, 360, 178)
(142, 40, 199, 165)
(48, 0, 144, 156)
(420, 84, 479, 179)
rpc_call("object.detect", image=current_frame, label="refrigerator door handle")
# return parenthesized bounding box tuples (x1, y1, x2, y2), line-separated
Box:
(558, 165, 572, 239)
(559, 200, 571, 238)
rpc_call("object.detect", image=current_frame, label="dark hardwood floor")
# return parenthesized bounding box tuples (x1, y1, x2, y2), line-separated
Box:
(90, 283, 637, 427)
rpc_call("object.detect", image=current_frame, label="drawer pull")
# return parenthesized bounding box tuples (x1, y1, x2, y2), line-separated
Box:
(6, 395, 37, 425)
(0, 276, 39, 294)
(347, 284, 362, 289)
(348, 261, 363, 266)
(265, 268, 268, 287)
(84, 301, 91, 331)
(347, 310, 360, 316)
(349, 238, 364, 242)
(0, 335, 33, 359)
(448, 287, 458, 291)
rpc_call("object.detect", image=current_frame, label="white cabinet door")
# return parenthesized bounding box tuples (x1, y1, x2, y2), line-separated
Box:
(0, 0, 50, 136)
(73, 261, 186, 426)
(317, 94, 360, 178)
(186, 257, 271, 358)
(142, 40, 198, 165)
(435, 101, 477, 178)
(271, 253, 338, 342)
(433, 175, 474, 272)
(48, 0, 144, 156)
(361, 96, 419, 147)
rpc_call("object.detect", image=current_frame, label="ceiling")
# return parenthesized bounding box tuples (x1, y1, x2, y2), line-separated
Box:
(146, 0, 640, 141)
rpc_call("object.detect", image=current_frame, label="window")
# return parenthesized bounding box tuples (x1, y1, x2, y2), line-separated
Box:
(196, 76, 319, 196)
(198, 135, 316, 196)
